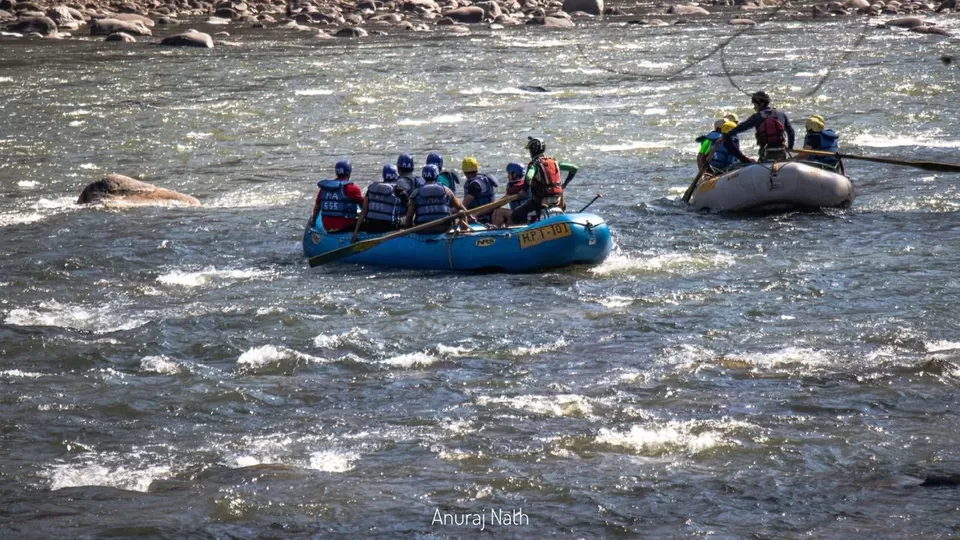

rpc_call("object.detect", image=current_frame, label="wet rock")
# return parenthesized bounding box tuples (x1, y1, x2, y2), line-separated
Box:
(526, 14, 575, 26)
(104, 31, 136, 41)
(562, 0, 602, 15)
(160, 29, 214, 47)
(333, 26, 368, 36)
(5, 15, 56, 34)
(669, 4, 710, 14)
(77, 174, 201, 206)
(111, 13, 155, 28)
(883, 15, 927, 27)
(728, 17, 756, 24)
(910, 24, 950, 34)
(444, 6, 484, 22)
(89, 18, 151, 36)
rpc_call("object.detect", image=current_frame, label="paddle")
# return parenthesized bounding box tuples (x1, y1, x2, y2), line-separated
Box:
(308, 194, 520, 267)
(577, 193, 602, 213)
(682, 140, 718, 203)
(796, 149, 960, 174)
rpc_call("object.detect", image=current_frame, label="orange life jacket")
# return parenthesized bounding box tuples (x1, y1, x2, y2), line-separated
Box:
(530, 156, 562, 199)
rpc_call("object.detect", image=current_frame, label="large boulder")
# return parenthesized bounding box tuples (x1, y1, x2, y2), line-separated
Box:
(89, 18, 151, 36)
(526, 15, 575, 26)
(77, 174, 200, 206)
(668, 4, 710, 14)
(160, 29, 214, 47)
(5, 15, 56, 34)
(562, 0, 602, 15)
(443, 6, 484, 22)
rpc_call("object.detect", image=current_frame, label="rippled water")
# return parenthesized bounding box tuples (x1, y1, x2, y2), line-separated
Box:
(3, 15, 960, 537)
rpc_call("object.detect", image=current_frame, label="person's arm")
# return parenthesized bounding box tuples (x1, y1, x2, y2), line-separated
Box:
(405, 196, 415, 229)
(559, 162, 578, 187)
(726, 138, 754, 164)
(783, 115, 796, 149)
(345, 183, 364, 205)
(727, 113, 760, 138)
(449, 188, 471, 230)
(351, 197, 369, 242)
(309, 190, 322, 228)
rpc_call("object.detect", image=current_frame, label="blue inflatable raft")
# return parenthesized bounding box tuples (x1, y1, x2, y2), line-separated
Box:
(303, 213, 612, 273)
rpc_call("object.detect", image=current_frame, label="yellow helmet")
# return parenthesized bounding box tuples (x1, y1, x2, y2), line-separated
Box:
(806, 116, 825, 133)
(720, 120, 737, 134)
(723, 112, 739, 123)
(811, 114, 825, 124)
(713, 119, 725, 130)
(462, 157, 479, 173)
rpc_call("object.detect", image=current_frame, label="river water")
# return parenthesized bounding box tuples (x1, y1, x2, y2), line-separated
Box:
(2, 14, 960, 537)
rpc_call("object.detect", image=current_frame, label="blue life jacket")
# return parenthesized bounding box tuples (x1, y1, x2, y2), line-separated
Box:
(317, 179, 359, 219)
(507, 180, 531, 210)
(437, 170, 459, 191)
(806, 129, 840, 165)
(366, 181, 405, 223)
(696, 130, 722, 144)
(413, 183, 451, 224)
(397, 175, 424, 195)
(710, 134, 741, 170)
(465, 173, 498, 209)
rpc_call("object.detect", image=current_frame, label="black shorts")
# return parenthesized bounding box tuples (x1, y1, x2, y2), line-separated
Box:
(510, 198, 541, 225)
(360, 219, 398, 233)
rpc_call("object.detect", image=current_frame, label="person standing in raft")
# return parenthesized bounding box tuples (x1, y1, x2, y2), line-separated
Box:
(508, 137, 577, 225)
(797, 114, 843, 173)
(460, 157, 499, 224)
(351, 164, 408, 242)
(427, 152, 460, 193)
(310, 159, 364, 233)
(492, 162, 530, 227)
(405, 164, 470, 234)
(724, 91, 795, 162)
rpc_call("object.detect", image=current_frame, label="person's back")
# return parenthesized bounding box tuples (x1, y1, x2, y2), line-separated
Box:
(313, 159, 363, 233)
(461, 157, 499, 224)
(508, 137, 575, 225)
(708, 120, 754, 173)
(395, 152, 423, 195)
(427, 152, 460, 192)
(801, 115, 841, 168)
(726, 91, 795, 162)
(407, 164, 466, 234)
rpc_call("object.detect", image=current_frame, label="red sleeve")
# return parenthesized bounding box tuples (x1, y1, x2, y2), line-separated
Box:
(345, 183, 364, 204)
(506, 180, 527, 195)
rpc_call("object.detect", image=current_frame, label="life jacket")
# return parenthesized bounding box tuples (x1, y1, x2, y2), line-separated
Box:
(465, 173, 498, 209)
(396, 175, 424, 195)
(756, 108, 786, 148)
(413, 183, 451, 224)
(696, 130, 722, 144)
(507, 179, 531, 210)
(437, 170, 459, 191)
(366, 181, 405, 223)
(812, 129, 840, 165)
(529, 156, 563, 201)
(709, 134, 741, 170)
(317, 179, 359, 219)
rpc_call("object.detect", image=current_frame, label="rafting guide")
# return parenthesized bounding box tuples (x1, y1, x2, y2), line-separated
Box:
(431, 507, 529, 530)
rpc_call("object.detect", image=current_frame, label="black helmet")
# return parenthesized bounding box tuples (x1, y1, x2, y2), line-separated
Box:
(750, 91, 771, 107)
(525, 136, 545, 158)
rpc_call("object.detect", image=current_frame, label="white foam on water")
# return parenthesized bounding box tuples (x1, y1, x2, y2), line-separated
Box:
(17, 180, 38, 188)
(0, 369, 46, 379)
(397, 118, 428, 126)
(381, 352, 438, 368)
(925, 340, 960, 352)
(307, 450, 359, 472)
(5, 300, 149, 334)
(437, 344, 474, 357)
(223, 434, 295, 468)
(596, 420, 733, 456)
(596, 295, 634, 308)
(0, 211, 44, 227)
(476, 394, 593, 417)
(185, 131, 212, 139)
(512, 336, 568, 356)
(431, 113, 463, 123)
(64, 109, 91, 117)
(78, 163, 99, 169)
(739, 347, 832, 370)
(157, 267, 275, 288)
(851, 132, 960, 149)
(45, 452, 172, 492)
(313, 328, 368, 348)
(139, 355, 182, 375)
(0, 76, 12, 82)
(595, 140, 673, 152)
(236, 345, 325, 370)
(295, 88, 335, 96)
(68, 120, 84, 127)
(590, 251, 735, 277)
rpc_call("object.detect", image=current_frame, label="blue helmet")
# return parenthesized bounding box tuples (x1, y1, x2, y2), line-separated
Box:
(335, 159, 352, 177)
(506, 162, 525, 177)
(382, 163, 399, 181)
(422, 164, 439, 181)
(397, 153, 414, 170)
(426, 152, 443, 169)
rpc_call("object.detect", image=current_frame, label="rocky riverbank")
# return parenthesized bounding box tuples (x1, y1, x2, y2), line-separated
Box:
(0, 0, 956, 48)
